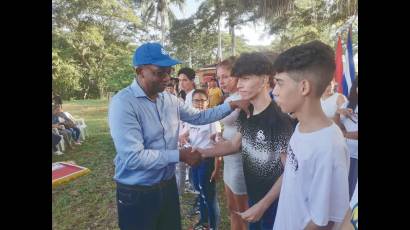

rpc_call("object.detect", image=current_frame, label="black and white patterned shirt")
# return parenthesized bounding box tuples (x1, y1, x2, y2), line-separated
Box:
(236, 101, 294, 202)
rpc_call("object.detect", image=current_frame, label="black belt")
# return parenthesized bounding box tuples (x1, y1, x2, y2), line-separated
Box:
(116, 176, 175, 192)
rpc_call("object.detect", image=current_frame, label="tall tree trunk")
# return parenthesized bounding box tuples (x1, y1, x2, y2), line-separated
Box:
(99, 87, 104, 99)
(161, 10, 166, 45)
(159, 0, 168, 46)
(188, 48, 192, 68)
(230, 24, 236, 56)
(83, 86, 89, 100)
(217, 15, 222, 61)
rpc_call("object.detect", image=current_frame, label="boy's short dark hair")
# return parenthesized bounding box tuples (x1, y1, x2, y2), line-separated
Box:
(260, 51, 279, 88)
(273, 40, 336, 97)
(260, 51, 279, 64)
(192, 89, 208, 99)
(177, 67, 196, 80)
(231, 52, 275, 78)
(165, 82, 174, 87)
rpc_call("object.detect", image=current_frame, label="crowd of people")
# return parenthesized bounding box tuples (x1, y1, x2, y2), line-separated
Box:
(108, 41, 358, 230)
(52, 92, 86, 155)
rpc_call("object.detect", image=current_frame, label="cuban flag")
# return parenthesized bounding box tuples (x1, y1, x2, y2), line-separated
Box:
(334, 35, 344, 94)
(342, 27, 356, 96)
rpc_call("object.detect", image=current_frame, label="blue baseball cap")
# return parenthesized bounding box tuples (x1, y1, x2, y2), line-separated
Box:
(132, 42, 181, 68)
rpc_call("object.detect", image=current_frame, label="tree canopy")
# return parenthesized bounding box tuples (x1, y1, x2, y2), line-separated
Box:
(52, 0, 357, 99)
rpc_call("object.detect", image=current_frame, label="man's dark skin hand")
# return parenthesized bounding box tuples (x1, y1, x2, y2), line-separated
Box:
(180, 147, 202, 167)
(229, 99, 251, 118)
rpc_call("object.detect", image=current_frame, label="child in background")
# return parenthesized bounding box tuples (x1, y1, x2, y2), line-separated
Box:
(187, 89, 221, 230)
(335, 77, 358, 199)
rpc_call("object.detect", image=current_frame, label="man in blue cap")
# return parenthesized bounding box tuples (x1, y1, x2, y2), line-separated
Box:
(108, 42, 250, 230)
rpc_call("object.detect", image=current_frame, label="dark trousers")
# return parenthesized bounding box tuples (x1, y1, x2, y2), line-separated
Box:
(59, 129, 73, 147)
(349, 158, 358, 199)
(52, 133, 61, 152)
(191, 166, 201, 208)
(192, 167, 200, 192)
(68, 127, 81, 142)
(116, 176, 181, 230)
(248, 198, 279, 230)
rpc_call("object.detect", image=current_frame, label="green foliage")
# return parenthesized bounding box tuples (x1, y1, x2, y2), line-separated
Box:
(52, 0, 140, 99)
(53, 0, 358, 100)
(170, 0, 275, 68)
(170, 15, 268, 69)
(134, 0, 186, 45)
(268, 0, 358, 52)
(170, 16, 219, 68)
(52, 48, 83, 98)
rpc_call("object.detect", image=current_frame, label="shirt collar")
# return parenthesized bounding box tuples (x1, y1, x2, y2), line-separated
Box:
(131, 78, 148, 98)
(130, 78, 163, 102)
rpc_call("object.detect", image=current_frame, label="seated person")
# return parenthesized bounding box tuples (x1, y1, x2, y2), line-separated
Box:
(52, 106, 78, 146)
(52, 132, 63, 155)
(52, 105, 82, 145)
(52, 122, 73, 149)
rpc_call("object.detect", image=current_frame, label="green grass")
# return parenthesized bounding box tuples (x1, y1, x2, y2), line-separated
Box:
(52, 99, 230, 230)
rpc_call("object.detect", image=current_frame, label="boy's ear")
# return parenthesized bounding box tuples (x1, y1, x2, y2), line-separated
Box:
(300, 79, 312, 96)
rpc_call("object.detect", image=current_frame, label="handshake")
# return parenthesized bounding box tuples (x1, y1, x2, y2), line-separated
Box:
(179, 146, 203, 167)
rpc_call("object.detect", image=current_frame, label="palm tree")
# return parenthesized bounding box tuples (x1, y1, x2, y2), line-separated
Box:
(197, 0, 296, 56)
(243, 0, 295, 19)
(134, 0, 185, 45)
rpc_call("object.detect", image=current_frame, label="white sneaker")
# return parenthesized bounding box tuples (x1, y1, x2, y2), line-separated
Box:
(53, 151, 64, 155)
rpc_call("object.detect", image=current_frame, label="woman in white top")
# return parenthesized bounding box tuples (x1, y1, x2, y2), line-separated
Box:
(336, 77, 358, 199)
(321, 80, 347, 121)
(215, 57, 248, 230)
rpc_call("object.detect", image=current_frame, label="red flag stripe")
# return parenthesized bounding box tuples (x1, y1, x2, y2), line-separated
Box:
(334, 35, 344, 94)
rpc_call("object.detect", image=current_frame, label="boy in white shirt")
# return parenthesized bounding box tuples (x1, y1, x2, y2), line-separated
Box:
(271, 40, 350, 230)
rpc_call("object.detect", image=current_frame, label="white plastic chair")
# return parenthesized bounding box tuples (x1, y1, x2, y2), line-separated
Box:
(74, 118, 88, 141)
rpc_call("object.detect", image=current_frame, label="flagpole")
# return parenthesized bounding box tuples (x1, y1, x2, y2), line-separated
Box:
(335, 14, 357, 37)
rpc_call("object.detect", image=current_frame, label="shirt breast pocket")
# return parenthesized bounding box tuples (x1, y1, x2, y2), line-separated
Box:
(162, 106, 179, 134)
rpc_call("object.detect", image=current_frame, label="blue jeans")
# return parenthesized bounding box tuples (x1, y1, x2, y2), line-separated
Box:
(248, 198, 279, 230)
(191, 166, 200, 191)
(116, 177, 181, 230)
(196, 159, 220, 229)
(191, 166, 201, 208)
(68, 127, 81, 142)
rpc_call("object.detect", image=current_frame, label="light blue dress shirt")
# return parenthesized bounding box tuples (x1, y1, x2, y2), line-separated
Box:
(109, 79, 233, 186)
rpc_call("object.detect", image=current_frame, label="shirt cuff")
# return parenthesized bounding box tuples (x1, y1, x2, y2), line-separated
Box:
(168, 149, 180, 163)
(221, 101, 233, 112)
